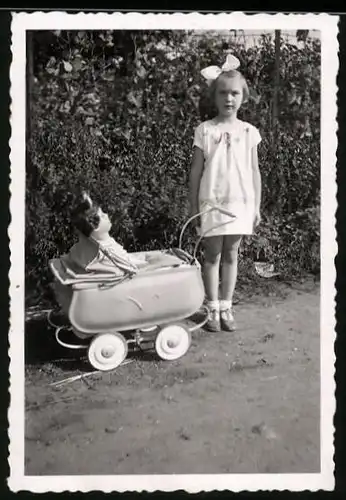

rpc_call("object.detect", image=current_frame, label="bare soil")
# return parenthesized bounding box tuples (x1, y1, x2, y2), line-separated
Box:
(25, 277, 320, 475)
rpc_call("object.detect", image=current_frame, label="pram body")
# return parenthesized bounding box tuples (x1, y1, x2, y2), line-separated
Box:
(49, 249, 207, 371)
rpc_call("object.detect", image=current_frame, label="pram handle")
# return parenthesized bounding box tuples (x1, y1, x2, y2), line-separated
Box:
(178, 205, 236, 258)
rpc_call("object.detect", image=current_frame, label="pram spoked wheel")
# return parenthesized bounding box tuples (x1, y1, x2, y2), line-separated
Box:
(87, 332, 128, 371)
(155, 324, 191, 361)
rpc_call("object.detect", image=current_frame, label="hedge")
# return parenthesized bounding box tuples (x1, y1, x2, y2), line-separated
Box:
(26, 30, 321, 303)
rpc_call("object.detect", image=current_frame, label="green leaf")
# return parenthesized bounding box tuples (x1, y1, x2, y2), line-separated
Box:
(127, 92, 141, 108)
(136, 65, 147, 79)
(63, 61, 73, 72)
(72, 56, 83, 72)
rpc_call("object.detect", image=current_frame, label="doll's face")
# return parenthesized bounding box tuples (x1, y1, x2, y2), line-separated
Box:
(91, 208, 112, 237)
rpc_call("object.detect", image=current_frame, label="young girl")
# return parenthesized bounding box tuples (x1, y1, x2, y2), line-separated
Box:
(189, 54, 262, 332)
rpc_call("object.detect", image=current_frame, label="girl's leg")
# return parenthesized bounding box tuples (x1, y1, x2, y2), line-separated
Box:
(202, 235, 223, 331)
(220, 234, 242, 331)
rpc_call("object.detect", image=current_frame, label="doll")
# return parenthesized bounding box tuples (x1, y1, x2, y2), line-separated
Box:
(67, 192, 180, 276)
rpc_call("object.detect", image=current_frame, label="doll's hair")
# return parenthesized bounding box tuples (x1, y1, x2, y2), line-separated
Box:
(200, 70, 250, 120)
(71, 191, 101, 237)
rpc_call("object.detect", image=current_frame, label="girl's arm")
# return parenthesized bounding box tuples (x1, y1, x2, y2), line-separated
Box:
(189, 146, 204, 218)
(252, 145, 262, 225)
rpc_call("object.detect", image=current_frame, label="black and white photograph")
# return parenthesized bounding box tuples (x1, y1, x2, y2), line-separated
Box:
(8, 11, 338, 493)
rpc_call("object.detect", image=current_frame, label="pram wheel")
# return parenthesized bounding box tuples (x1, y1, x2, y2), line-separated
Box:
(155, 324, 191, 361)
(87, 332, 128, 371)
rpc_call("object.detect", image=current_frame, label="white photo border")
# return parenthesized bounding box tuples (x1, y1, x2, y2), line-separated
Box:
(8, 11, 339, 493)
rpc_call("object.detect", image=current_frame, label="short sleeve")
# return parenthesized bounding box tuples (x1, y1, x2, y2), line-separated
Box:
(250, 125, 262, 148)
(193, 123, 204, 151)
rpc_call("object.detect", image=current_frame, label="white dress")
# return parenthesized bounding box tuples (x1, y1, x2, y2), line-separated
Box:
(193, 118, 261, 237)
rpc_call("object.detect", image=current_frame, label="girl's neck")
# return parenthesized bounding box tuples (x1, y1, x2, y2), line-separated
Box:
(215, 114, 238, 125)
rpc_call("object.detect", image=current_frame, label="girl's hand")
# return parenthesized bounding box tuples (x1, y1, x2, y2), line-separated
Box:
(253, 210, 261, 229)
(189, 207, 200, 229)
(191, 218, 201, 236)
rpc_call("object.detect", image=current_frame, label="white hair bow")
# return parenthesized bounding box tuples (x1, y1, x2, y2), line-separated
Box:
(82, 191, 93, 210)
(201, 54, 240, 85)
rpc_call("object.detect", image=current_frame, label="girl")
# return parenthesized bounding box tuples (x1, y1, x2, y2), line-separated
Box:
(189, 54, 262, 332)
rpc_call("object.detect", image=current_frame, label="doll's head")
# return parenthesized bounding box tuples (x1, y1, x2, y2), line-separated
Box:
(72, 192, 111, 240)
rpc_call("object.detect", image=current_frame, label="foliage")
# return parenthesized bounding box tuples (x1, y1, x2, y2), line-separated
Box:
(26, 30, 321, 301)
(241, 206, 320, 275)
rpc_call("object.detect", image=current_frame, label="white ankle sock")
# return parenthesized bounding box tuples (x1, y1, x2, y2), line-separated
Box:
(220, 299, 232, 311)
(206, 300, 219, 311)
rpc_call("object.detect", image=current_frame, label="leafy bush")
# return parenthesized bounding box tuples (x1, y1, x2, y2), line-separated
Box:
(241, 205, 320, 274)
(26, 30, 321, 302)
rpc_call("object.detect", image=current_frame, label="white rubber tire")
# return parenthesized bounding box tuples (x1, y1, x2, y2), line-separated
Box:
(87, 332, 128, 371)
(155, 324, 191, 361)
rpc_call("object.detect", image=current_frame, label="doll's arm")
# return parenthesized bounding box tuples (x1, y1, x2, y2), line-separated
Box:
(100, 242, 139, 273)
(130, 256, 149, 267)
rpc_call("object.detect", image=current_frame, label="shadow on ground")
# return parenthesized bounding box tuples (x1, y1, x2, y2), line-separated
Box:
(25, 312, 203, 372)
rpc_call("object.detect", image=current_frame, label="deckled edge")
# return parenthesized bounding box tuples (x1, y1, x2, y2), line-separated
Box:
(7, 10, 338, 493)
(8, 9, 26, 492)
(319, 10, 339, 494)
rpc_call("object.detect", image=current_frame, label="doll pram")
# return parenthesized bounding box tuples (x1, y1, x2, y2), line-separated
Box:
(48, 205, 235, 372)
(48, 247, 208, 371)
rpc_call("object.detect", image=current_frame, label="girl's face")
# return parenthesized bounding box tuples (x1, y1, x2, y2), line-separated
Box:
(214, 75, 243, 118)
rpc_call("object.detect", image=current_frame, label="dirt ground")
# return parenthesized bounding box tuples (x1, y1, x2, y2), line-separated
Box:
(25, 277, 320, 475)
